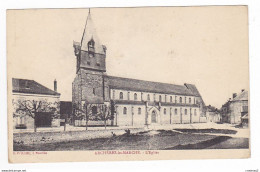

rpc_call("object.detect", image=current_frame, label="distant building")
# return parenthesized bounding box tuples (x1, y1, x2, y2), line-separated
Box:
(205, 105, 221, 123)
(60, 101, 72, 125)
(72, 11, 206, 127)
(221, 89, 248, 124)
(12, 78, 60, 129)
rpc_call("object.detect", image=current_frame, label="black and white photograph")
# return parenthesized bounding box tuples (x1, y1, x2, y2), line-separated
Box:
(7, 6, 250, 162)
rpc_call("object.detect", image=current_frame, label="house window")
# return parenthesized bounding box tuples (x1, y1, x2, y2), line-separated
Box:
(159, 95, 162, 102)
(194, 109, 197, 116)
(123, 107, 127, 115)
(120, 92, 123, 99)
(185, 109, 187, 115)
(147, 94, 150, 101)
(179, 97, 182, 103)
(175, 108, 178, 115)
(134, 93, 137, 101)
(138, 107, 141, 115)
(164, 108, 167, 115)
(170, 96, 173, 102)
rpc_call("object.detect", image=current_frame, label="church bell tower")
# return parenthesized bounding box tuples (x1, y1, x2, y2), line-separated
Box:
(72, 9, 109, 107)
(73, 10, 107, 74)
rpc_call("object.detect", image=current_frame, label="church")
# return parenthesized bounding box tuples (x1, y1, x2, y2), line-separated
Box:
(72, 11, 206, 127)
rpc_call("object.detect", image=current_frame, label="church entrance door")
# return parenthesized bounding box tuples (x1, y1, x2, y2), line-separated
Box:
(151, 110, 157, 123)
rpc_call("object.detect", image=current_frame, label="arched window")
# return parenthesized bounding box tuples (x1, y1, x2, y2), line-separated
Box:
(179, 97, 182, 103)
(189, 98, 191, 104)
(88, 39, 95, 54)
(88, 39, 95, 48)
(134, 93, 137, 101)
(170, 96, 173, 102)
(120, 92, 123, 99)
(185, 109, 187, 115)
(123, 107, 127, 115)
(175, 108, 178, 115)
(194, 109, 197, 116)
(147, 94, 150, 101)
(164, 108, 167, 115)
(159, 95, 162, 102)
(92, 106, 97, 115)
(138, 107, 141, 115)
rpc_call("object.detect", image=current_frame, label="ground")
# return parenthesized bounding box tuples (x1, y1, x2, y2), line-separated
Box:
(13, 123, 249, 151)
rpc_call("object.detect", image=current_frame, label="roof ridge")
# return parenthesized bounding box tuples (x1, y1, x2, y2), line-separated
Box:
(107, 75, 184, 87)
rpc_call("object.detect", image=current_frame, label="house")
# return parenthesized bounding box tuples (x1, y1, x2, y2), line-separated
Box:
(72, 11, 206, 127)
(220, 89, 248, 124)
(12, 78, 60, 130)
(205, 105, 221, 123)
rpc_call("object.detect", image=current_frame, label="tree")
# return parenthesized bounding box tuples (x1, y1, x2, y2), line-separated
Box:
(100, 104, 113, 129)
(73, 102, 93, 130)
(13, 99, 60, 132)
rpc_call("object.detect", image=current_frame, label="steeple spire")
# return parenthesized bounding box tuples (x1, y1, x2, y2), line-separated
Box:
(80, 9, 105, 54)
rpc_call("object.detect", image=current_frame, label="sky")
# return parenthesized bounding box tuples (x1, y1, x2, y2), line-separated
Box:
(7, 7, 249, 108)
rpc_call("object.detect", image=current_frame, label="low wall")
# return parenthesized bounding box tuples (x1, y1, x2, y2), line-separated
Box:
(74, 120, 112, 126)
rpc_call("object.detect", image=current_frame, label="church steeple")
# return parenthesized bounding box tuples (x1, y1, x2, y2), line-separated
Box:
(80, 9, 105, 55)
(73, 9, 107, 73)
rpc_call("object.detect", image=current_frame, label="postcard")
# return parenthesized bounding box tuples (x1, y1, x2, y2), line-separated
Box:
(7, 6, 250, 163)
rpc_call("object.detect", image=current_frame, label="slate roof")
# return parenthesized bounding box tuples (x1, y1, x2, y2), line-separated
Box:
(106, 75, 201, 97)
(12, 78, 60, 96)
(232, 90, 248, 101)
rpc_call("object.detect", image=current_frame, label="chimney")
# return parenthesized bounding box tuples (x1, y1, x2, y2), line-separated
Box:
(233, 93, 237, 99)
(54, 79, 57, 92)
(241, 89, 245, 92)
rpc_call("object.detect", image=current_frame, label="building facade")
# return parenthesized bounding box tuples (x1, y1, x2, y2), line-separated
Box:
(221, 90, 248, 124)
(12, 78, 60, 130)
(72, 12, 206, 127)
(205, 105, 221, 123)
